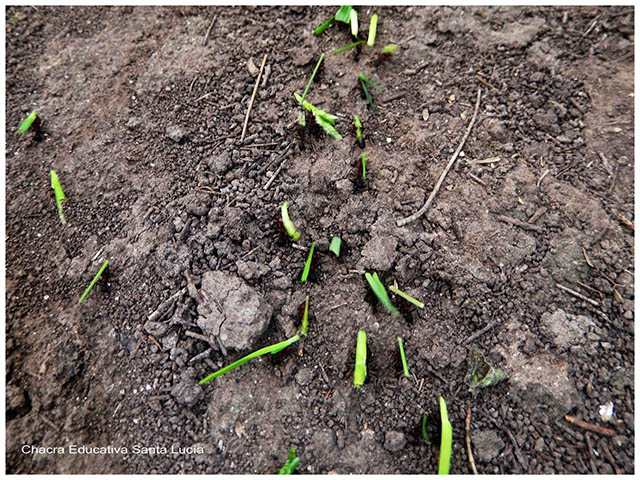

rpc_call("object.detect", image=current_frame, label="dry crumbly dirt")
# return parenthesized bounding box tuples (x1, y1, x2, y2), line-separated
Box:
(4, 5, 635, 474)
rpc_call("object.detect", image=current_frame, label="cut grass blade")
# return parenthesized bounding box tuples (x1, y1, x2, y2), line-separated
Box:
(353, 329, 367, 388)
(18, 111, 37, 134)
(354, 115, 363, 145)
(294, 93, 342, 140)
(314, 14, 335, 35)
(278, 447, 300, 474)
(300, 242, 316, 283)
(335, 5, 352, 23)
(360, 152, 367, 181)
(388, 285, 424, 308)
(367, 13, 378, 47)
(438, 396, 453, 474)
(331, 39, 364, 55)
(281, 201, 301, 241)
(422, 413, 430, 442)
(398, 337, 410, 377)
(350, 9, 358, 37)
(381, 43, 398, 54)
(329, 236, 342, 257)
(300, 53, 325, 103)
(300, 295, 310, 336)
(50, 170, 66, 225)
(199, 334, 300, 384)
(79, 260, 109, 304)
(365, 272, 399, 316)
(359, 73, 376, 110)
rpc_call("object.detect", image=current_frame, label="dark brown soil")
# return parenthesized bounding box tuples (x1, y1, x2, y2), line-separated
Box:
(5, 5, 634, 474)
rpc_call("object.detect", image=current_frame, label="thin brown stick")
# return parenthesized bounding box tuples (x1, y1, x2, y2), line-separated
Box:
(263, 156, 288, 190)
(564, 415, 615, 436)
(202, 15, 217, 46)
(148, 334, 163, 351)
(495, 214, 543, 232)
(466, 405, 479, 474)
(584, 433, 598, 474)
(464, 320, 498, 345)
(556, 283, 601, 307)
(599, 439, 621, 474)
(397, 88, 481, 227)
(148, 288, 186, 322)
(240, 54, 267, 143)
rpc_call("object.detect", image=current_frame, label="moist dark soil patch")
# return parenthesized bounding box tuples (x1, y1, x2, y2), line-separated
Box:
(5, 5, 634, 474)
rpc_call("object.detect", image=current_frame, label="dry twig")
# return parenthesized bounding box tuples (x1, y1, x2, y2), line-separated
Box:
(397, 88, 482, 227)
(556, 283, 601, 307)
(585, 432, 599, 474)
(466, 405, 479, 474)
(564, 415, 616, 436)
(240, 54, 268, 142)
(495, 214, 543, 232)
(148, 288, 186, 322)
(202, 15, 217, 46)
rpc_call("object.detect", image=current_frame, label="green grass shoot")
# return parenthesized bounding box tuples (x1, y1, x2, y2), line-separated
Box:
(359, 73, 376, 110)
(335, 6, 353, 23)
(422, 413, 430, 442)
(367, 13, 378, 47)
(438, 396, 453, 475)
(360, 152, 367, 181)
(398, 337, 410, 377)
(294, 93, 342, 140)
(350, 9, 358, 37)
(50, 170, 66, 225)
(381, 43, 398, 54)
(278, 447, 300, 474)
(300, 296, 310, 336)
(300, 53, 325, 103)
(354, 115, 363, 145)
(200, 334, 300, 384)
(364, 272, 399, 316)
(329, 236, 342, 257)
(78, 260, 109, 304)
(354, 329, 367, 388)
(18, 111, 37, 134)
(300, 242, 316, 283)
(331, 39, 364, 55)
(281, 201, 301, 241)
(314, 15, 335, 35)
(298, 110, 306, 126)
(388, 285, 424, 308)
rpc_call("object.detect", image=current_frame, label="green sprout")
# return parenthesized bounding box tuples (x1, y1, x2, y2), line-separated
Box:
(301, 242, 316, 283)
(200, 334, 300, 384)
(354, 329, 367, 388)
(354, 115, 364, 148)
(360, 152, 367, 181)
(314, 15, 335, 35)
(350, 8, 358, 37)
(18, 111, 37, 134)
(381, 44, 398, 54)
(438, 396, 453, 475)
(331, 39, 364, 55)
(50, 170, 66, 225)
(78, 260, 109, 304)
(294, 93, 342, 140)
(367, 13, 378, 47)
(335, 5, 353, 23)
(359, 72, 376, 110)
(298, 110, 306, 127)
(281, 201, 301, 241)
(329, 236, 342, 257)
(364, 272, 399, 316)
(300, 53, 325, 103)
(300, 295, 310, 336)
(278, 447, 300, 474)
(388, 285, 424, 309)
(398, 337, 410, 377)
(422, 413, 430, 442)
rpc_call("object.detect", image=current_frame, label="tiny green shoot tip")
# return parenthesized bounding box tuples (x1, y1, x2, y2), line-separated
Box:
(301, 54, 325, 103)
(278, 447, 300, 474)
(300, 296, 310, 336)
(381, 44, 398, 54)
(398, 337, 410, 377)
(280, 201, 301, 241)
(438, 396, 453, 475)
(350, 9, 358, 37)
(354, 329, 367, 388)
(18, 111, 37, 134)
(329, 236, 342, 257)
(79, 260, 109, 304)
(335, 6, 353, 23)
(360, 152, 367, 181)
(314, 15, 335, 36)
(364, 272, 399, 316)
(50, 170, 66, 225)
(300, 242, 316, 283)
(367, 14, 378, 47)
(388, 285, 424, 309)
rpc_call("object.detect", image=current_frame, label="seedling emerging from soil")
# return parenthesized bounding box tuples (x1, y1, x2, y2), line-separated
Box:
(358, 73, 376, 110)
(314, 15, 335, 35)
(300, 295, 310, 336)
(331, 39, 365, 55)
(294, 93, 342, 140)
(353, 329, 367, 388)
(367, 14, 378, 47)
(300, 242, 316, 283)
(438, 396, 453, 475)
(375, 44, 398, 67)
(353, 115, 364, 148)
(329, 236, 342, 257)
(314, 6, 354, 36)
(464, 348, 507, 390)
(364, 272, 400, 316)
(280, 201, 301, 241)
(200, 334, 300, 384)
(18, 111, 38, 133)
(50, 170, 66, 225)
(360, 152, 367, 181)
(301, 53, 325, 103)
(278, 447, 300, 474)
(78, 260, 109, 304)
(397, 337, 410, 377)
(388, 285, 424, 309)
(350, 9, 358, 37)
(422, 413, 430, 442)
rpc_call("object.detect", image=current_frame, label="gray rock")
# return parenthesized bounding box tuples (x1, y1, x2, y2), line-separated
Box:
(295, 367, 314, 386)
(188, 201, 210, 217)
(166, 124, 186, 143)
(236, 260, 270, 281)
(196, 271, 273, 351)
(360, 235, 398, 271)
(207, 153, 233, 175)
(384, 431, 407, 453)
(170, 379, 203, 407)
(272, 275, 292, 290)
(540, 309, 595, 349)
(144, 320, 169, 337)
(471, 429, 504, 462)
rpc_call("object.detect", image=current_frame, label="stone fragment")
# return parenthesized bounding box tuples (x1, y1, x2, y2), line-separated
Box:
(360, 235, 398, 271)
(383, 431, 407, 453)
(166, 124, 186, 143)
(471, 429, 505, 462)
(171, 379, 203, 407)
